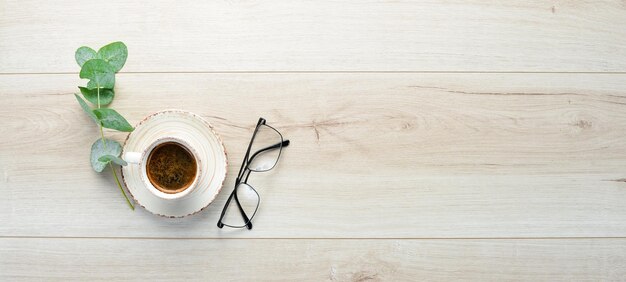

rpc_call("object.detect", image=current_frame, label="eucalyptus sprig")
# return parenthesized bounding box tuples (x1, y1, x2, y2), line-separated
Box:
(74, 41, 135, 210)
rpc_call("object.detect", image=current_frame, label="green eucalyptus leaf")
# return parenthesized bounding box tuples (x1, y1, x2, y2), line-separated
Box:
(74, 94, 99, 124)
(78, 86, 114, 106)
(97, 42, 128, 72)
(90, 139, 122, 172)
(80, 59, 116, 90)
(93, 108, 134, 132)
(98, 155, 128, 166)
(75, 46, 97, 67)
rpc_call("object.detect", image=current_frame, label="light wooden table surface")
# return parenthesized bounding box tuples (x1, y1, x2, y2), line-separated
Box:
(2, 0, 626, 281)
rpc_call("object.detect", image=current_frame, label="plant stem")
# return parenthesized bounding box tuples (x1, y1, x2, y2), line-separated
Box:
(97, 87, 101, 108)
(99, 124, 106, 143)
(99, 125, 108, 154)
(111, 163, 134, 210)
(97, 85, 132, 210)
(97, 87, 107, 150)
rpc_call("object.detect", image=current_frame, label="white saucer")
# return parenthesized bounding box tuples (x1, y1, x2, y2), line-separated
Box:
(121, 110, 227, 217)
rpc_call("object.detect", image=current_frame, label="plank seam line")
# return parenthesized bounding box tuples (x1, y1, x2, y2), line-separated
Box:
(2, 71, 626, 75)
(1, 236, 626, 240)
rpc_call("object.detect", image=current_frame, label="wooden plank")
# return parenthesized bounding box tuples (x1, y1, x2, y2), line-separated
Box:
(1, 0, 626, 73)
(2, 73, 626, 238)
(1, 238, 626, 281)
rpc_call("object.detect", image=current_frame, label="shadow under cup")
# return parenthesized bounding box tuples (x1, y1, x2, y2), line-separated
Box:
(146, 141, 198, 194)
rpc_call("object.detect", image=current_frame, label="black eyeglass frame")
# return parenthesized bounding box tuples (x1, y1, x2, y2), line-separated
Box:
(217, 117, 290, 229)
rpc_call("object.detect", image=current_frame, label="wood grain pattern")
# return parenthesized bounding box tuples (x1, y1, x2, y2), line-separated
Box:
(3, 0, 626, 279)
(2, 73, 626, 238)
(1, 0, 626, 73)
(2, 238, 626, 281)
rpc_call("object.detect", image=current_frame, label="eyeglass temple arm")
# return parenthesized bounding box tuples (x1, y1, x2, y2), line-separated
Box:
(246, 140, 290, 166)
(237, 169, 255, 229)
(233, 189, 254, 229)
(233, 118, 266, 182)
(217, 187, 254, 229)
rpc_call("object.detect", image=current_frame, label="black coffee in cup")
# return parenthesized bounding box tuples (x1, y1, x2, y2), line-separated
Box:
(146, 142, 197, 194)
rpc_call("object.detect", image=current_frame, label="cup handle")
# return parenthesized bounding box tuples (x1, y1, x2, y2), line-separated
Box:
(123, 152, 142, 164)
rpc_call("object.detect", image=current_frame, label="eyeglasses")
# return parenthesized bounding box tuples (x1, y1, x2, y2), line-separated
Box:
(217, 117, 290, 229)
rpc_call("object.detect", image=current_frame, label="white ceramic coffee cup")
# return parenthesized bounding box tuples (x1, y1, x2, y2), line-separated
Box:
(123, 136, 202, 200)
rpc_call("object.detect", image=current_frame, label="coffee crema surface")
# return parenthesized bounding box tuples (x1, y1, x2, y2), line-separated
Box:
(146, 142, 197, 194)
